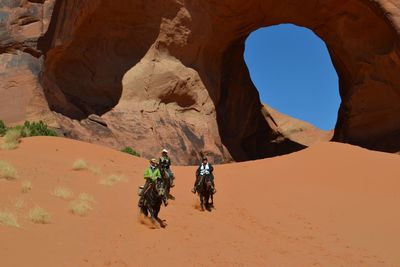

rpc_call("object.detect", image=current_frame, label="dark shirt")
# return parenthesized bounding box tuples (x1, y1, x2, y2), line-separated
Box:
(159, 156, 171, 169)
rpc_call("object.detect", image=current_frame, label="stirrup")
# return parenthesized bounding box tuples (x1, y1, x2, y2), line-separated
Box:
(191, 188, 196, 194)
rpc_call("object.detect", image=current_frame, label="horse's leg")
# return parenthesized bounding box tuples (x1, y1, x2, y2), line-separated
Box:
(200, 194, 205, 211)
(154, 203, 166, 228)
(141, 206, 148, 216)
(155, 203, 160, 218)
(205, 193, 211, 211)
(145, 205, 158, 227)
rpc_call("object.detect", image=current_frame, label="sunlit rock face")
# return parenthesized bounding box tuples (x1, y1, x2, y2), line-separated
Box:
(1, 0, 400, 164)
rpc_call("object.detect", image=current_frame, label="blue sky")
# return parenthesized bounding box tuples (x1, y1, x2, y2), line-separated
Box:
(244, 24, 340, 130)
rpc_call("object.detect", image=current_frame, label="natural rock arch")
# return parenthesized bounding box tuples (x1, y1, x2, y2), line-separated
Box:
(2, 0, 399, 164)
(175, 0, 400, 159)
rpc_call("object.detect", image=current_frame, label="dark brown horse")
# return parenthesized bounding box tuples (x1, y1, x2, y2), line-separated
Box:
(196, 174, 214, 211)
(139, 179, 167, 227)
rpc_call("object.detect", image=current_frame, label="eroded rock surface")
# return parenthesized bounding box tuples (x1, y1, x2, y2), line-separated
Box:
(1, 0, 400, 164)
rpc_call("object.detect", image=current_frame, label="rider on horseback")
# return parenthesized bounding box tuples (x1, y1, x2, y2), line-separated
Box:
(191, 156, 216, 194)
(138, 158, 167, 207)
(159, 149, 174, 187)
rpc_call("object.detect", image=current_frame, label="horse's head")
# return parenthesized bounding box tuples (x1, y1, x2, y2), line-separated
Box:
(199, 174, 212, 190)
(155, 179, 166, 197)
(205, 178, 212, 189)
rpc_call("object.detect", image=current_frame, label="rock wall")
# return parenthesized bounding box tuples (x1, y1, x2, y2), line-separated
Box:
(1, 0, 400, 164)
(0, 0, 56, 124)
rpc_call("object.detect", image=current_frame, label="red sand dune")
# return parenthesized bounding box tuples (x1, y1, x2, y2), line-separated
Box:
(0, 137, 399, 267)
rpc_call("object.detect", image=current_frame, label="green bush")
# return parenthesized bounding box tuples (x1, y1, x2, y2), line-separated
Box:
(0, 120, 6, 137)
(20, 121, 57, 137)
(121, 147, 140, 157)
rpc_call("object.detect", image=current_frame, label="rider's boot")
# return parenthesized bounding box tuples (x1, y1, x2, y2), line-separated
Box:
(168, 172, 175, 188)
(192, 176, 200, 193)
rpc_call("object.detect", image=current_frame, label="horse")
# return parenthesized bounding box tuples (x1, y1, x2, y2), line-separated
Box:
(159, 167, 174, 200)
(196, 174, 214, 211)
(139, 178, 167, 228)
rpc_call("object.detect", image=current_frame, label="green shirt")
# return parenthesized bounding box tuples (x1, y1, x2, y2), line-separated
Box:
(144, 167, 161, 182)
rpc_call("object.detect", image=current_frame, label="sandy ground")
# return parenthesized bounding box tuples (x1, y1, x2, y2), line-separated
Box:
(0, 136, 399, 267)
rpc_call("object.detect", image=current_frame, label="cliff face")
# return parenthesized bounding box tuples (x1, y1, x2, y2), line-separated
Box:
(1, 0, 400, 164)
(0, 0, 55, 123)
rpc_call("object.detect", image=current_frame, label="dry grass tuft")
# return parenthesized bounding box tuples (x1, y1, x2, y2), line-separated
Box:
(21, 180, 32, 193)
(0, 160, 18, 179)
(69, 200, 92, 216)
(1, 128, 21, 150)
(51, 187, 73, 200)
(28, 206, 51, 224)
(0, 211, 20, 228)
(72, 159, 88, 171)
(1, 142, 18, 150)
(99, 174, 127, 186)
(69, 193, 95, 216)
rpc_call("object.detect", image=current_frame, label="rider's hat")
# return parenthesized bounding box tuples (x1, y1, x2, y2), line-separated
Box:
(149, 158, 158, 164)
(162, 149, 168, 154)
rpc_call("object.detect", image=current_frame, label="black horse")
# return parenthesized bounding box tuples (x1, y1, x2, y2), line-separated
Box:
(139, 179, 167, 228)
(196, 174, 214, 211)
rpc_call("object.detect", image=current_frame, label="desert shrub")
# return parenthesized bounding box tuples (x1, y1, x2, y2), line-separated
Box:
(21, 180, 32, 193)
(69, 192, 96, 217)
(20, 121, 57, 137)
(99, 174, 126, 186)
(0, 211, 20, 228)
(0, 120, 6, 137)
(28, 206, 51, 224)
(51, 187, 73, 200)
(1, 142, 18, 150)
(72, 159, 88, 171)
(0, 160, 17, 179)
(1, 128, 21, 150)
(69, 200, 92, 216)
(121, 147, 140, 157)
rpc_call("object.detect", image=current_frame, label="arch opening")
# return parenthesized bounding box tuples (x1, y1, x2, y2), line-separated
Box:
(244, 24, 340, 131)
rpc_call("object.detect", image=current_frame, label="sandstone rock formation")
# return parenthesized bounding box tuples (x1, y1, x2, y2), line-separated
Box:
(263, 105, 334, 147)
(1, 0, 400, 164)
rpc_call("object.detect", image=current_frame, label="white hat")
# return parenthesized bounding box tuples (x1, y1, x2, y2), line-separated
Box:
(162, 149, 168, 153)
